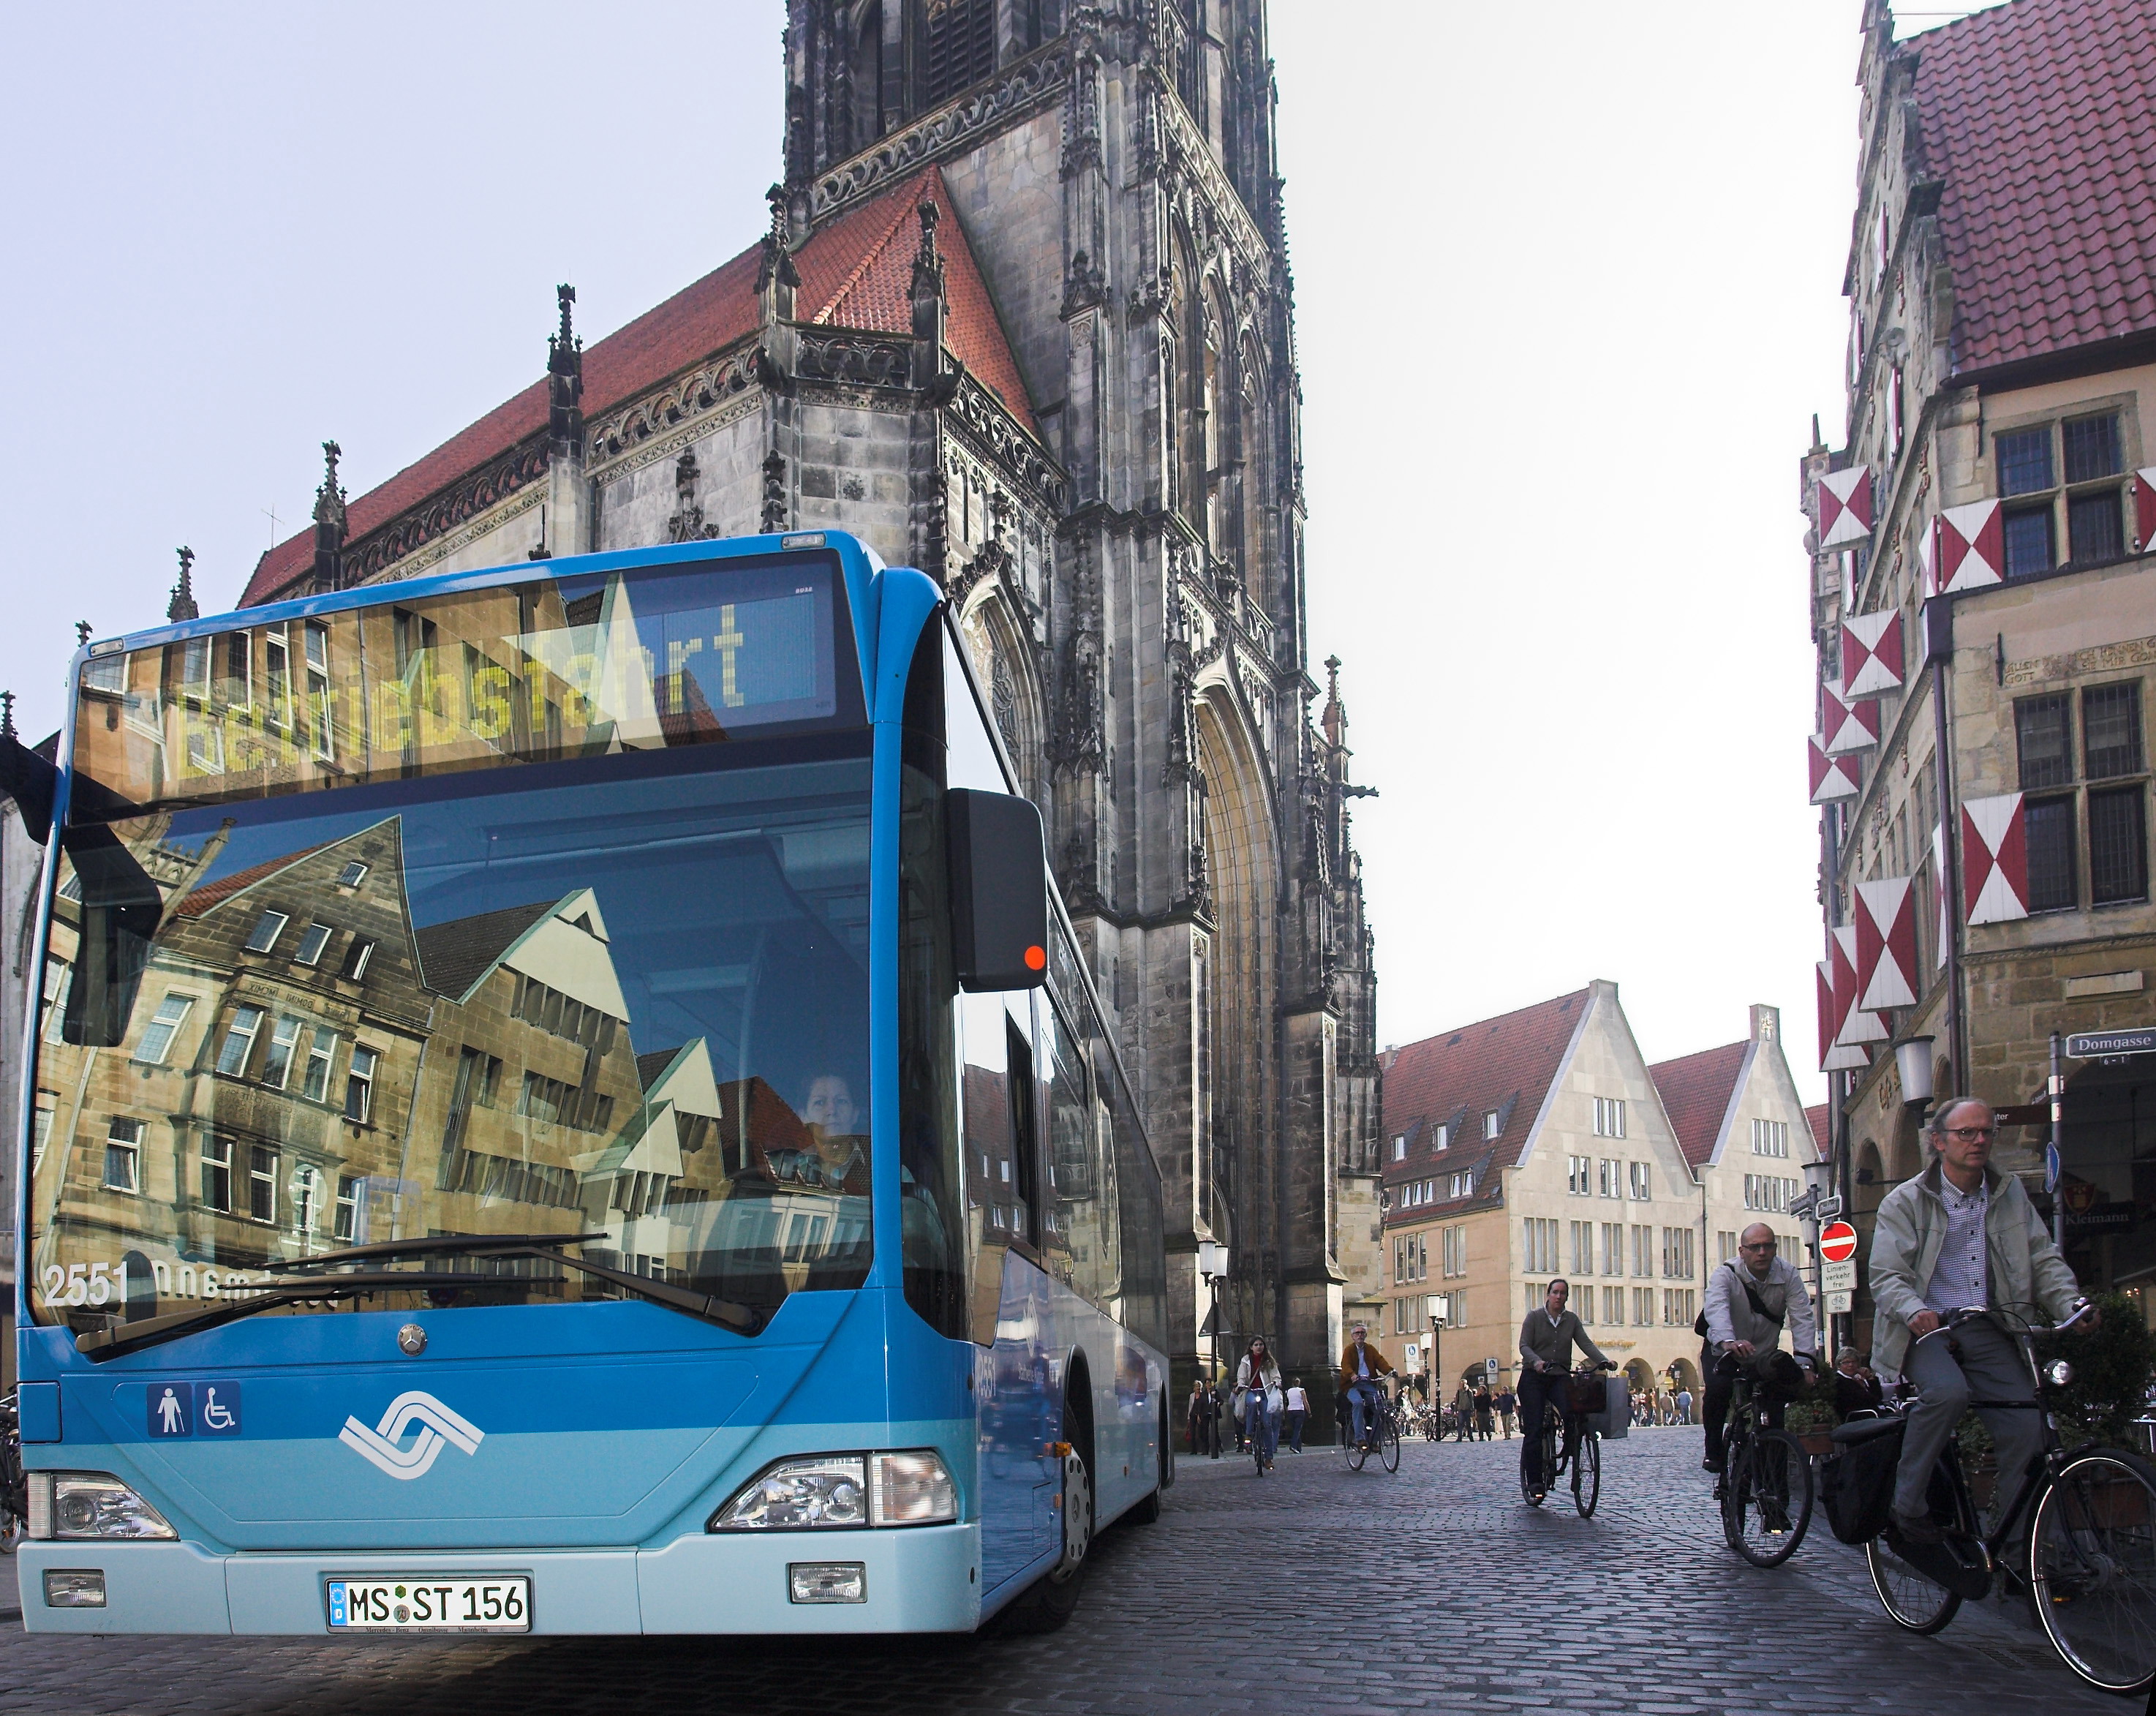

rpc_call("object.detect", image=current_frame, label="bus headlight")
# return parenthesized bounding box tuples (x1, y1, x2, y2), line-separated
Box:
(27, 1472, 176, 1540)
(709, 1456, 867, 1531)
(871, 1450, 957, 1526)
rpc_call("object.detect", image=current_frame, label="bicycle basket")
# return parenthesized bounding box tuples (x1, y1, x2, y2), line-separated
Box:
(1819, 1415, 1904, 1545)
(1564, 1374, 1606, 1413)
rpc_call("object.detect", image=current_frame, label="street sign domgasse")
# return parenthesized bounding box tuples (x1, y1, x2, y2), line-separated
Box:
(2067, 1028, 2156, 1058)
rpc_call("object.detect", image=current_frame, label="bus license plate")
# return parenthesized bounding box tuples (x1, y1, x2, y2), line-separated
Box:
(327, 1577, 529, 1632)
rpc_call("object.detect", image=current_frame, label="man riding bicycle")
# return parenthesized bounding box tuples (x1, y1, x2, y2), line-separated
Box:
(1518, 1279, 1612, 1500)
(1338, 1322, 1395, 1449)
(1870, 1096, 2093, 1545)
(1702, 1222, 1817, 1478)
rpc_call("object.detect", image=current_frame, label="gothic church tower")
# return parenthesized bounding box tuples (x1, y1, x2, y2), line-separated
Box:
(238, 0, 1379, 1387)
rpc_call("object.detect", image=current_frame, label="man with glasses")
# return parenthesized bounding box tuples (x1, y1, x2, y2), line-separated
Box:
(1871, 1097, 2091, 1543)
(1701, 1223, 1817, 1478)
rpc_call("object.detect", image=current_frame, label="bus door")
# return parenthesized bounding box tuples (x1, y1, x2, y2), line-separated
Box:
(961, 990, 1056, 1589)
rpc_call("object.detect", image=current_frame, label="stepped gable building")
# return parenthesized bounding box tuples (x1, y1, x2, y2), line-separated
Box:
(1801, 0, 2156, 1339)
(1375, 991, 1816, 1400)
(231, 1, 1377, 1391)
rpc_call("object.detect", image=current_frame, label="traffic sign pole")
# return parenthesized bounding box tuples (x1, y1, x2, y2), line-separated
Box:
(2051, 1032, 2066, 1252)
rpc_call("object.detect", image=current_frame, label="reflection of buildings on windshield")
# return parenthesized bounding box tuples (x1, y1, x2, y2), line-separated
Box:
(31, 808, 869, 1331)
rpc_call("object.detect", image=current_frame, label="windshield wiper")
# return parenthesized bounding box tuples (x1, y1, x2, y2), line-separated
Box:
(75, 1241, 763, 1363)
(276, 1232, 615, 1273)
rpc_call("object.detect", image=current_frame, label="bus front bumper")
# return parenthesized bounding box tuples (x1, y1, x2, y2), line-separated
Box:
(15, 1524, 984, 1635)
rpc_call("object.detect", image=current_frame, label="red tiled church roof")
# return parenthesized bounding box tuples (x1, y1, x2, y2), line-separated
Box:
(241, 165, 1035, 607)
(1648, 1039, 1749, 1170)
(1912, 0, 2156, 379)
(1379, 990, 1591, 1208)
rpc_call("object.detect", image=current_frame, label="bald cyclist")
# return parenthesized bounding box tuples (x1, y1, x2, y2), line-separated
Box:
(1701, 1222, 1817, 1478)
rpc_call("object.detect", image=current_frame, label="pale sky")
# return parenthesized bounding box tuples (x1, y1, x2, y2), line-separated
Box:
(1, 2, 1989, 1101)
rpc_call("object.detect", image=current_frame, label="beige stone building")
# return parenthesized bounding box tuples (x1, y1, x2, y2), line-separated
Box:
(1803, 0, 2156, 1343)
(1371, 987, 1822, 1410)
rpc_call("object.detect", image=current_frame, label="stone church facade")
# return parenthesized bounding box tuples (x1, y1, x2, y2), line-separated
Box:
(234, 0, 1377, 1393)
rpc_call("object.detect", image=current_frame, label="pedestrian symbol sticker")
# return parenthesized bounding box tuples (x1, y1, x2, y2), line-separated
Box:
(198, 1382, 242, 1436)
(148, 1382, 192, 1437)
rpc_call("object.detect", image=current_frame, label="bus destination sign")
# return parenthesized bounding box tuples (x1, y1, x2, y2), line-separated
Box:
(2065, 1029, 2156, 1059)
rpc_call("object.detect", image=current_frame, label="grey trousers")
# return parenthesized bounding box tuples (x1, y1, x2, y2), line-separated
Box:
(1894, 1317, 2043, 1526)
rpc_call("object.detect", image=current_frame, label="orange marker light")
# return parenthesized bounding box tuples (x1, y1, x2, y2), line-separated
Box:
(1024, 945, 1047, 971)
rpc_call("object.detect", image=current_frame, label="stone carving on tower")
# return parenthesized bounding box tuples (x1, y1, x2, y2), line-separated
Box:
(233, 0, 1378, 1396)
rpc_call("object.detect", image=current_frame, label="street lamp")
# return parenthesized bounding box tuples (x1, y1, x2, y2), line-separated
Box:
(1895, 1036, 1937, 1108)
(1199, 1241, 1229, 1458)
(1425, 1295, 1448, 1442)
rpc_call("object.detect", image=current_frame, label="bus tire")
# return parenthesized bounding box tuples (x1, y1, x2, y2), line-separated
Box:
(990, 1371, 1095, 1634)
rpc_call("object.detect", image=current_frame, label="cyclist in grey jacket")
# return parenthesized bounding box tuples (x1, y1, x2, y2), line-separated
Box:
(1701, 1224, 1817, 1474)
(1516, 1279, 1611, 1499)
(1869, 1097, 2089, 1542)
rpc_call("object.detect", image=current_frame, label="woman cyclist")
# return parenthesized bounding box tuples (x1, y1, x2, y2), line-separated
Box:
(1518, 1279, 1613, 1502)
(1235, 1336, 1284, 1475)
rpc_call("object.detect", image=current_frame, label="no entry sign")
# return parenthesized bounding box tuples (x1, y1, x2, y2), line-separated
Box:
(1820, 1220, 1858, 1263)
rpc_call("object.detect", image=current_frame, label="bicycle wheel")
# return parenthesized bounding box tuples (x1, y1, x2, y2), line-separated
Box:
(1727, 1429, 1812, 1567)
(1572, 1432, 1601, 1518)
(2028, 1448, 2156, 1696)
(1866, 1533, 1962, 1633)
(1380, 1418, 1401, 1473)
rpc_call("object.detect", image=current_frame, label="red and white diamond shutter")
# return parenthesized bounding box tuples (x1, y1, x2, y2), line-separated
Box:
(1809, 738, 1862, 803)
(1840, 609, 1904, 699)
(1821, 681, 1880, 754)
(1854, 877, 1919, 1012)
(1961, 792, 2029, 925)
(1818, 467, 1875, 549)
(1830, 925, 1888, 1047)
(2135, 468, 2156, 553)
(1819, 959, 1870, 1071)
(1934, 500, 2004, 593)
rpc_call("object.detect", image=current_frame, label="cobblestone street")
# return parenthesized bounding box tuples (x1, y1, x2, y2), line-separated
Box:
(0, 1425, 2126, 1715)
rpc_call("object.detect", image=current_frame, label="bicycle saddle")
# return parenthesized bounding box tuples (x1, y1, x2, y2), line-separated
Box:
(1829, 1416, 1904, 1447)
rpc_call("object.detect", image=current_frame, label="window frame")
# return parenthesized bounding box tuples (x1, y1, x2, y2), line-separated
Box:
(344, 1044, 380, 1124)
(1990, 408, 2135, 576)
(102, 1117, 143, 1194)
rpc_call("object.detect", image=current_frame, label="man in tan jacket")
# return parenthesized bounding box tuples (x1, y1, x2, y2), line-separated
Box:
(1338, 1322, 1395, 1449)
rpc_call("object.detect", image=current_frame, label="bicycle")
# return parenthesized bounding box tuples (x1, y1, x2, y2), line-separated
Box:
(1862, 1302, 2156, 1698)
(1719, 1361, 1814, 1567)
(1522, 1362, 1612, 1518)
(1340, 1384, 1400, 1473)
(0, 1392, 26, 1556)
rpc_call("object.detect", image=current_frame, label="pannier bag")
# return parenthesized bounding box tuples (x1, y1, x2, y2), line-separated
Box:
(1583, 1374, 1629, 1440)
(1820, 1415, 1904, 1544)
(1565, 1373, 1607, 1414)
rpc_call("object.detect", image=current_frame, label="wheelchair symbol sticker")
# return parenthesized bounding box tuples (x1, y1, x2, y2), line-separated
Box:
(198, 1382, 242, 1436)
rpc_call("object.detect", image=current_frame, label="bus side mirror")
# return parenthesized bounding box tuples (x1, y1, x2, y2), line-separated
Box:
(948, 788, 1048, 992)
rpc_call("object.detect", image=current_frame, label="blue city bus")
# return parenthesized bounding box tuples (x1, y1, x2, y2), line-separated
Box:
(6, 530, 1169, 1636)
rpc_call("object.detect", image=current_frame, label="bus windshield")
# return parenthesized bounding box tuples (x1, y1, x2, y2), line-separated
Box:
(29, 730, 875, 1340)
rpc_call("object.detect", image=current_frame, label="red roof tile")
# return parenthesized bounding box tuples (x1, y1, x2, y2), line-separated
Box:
(241, 165, 1036, 607)
(1912, 0, 2156, 378)
(1648, 1040, 1750, 1170)
(1805, 1102, 1831, 1156)
(173, 843, 331, 917)
(1379, 989, 1591, 1218)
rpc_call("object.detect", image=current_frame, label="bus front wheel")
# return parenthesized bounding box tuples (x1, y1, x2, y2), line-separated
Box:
(990, 1401, 1094, 1633)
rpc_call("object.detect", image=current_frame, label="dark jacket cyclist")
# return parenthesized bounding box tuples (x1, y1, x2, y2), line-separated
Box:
(1517, 1279, 1611, 1499)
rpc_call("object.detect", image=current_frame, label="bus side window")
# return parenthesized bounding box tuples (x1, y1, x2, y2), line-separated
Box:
(1006, 1012, 1041, 1244)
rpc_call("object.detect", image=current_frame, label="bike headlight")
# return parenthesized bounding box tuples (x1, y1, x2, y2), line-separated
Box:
(26, 1472, 176, 1541)
(709, 1456, 868, 1531)
(870, 1450, 958, 1526)
(2046, 1358, 2074, 1388)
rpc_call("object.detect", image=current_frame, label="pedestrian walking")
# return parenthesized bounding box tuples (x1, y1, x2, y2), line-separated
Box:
(1218, 1375, 1240, 1456)
(1496, 1388, 1516, 1438)
(1452, 1384, 1474, 1441)
(1235, 1336, 1283, 1475)
(1472, 1383, 1495, 1440)
(1676, 1385, 1694, 1425)
(1283, 1377, 1309, 1452)
(1186, 1379, 1207, 1454)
